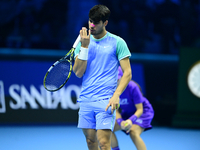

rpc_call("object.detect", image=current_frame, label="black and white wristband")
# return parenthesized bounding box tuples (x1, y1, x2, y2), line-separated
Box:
(78, 47, 88, 60)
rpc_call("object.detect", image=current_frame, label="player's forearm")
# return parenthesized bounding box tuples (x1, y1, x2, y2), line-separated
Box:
(73, 57, 87, 78)
(114, 69, 132, 96)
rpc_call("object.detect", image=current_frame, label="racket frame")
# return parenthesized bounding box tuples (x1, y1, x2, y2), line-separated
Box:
(43, 35, 80, 92)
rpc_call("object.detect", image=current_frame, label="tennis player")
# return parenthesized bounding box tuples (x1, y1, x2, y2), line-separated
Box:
(111, 67, 154, 150)
(73, 4, 132, 150)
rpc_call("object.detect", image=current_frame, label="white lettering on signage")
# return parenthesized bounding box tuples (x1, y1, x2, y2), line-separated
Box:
(9, 84, 81, 110)
(0, 81, 6, 113)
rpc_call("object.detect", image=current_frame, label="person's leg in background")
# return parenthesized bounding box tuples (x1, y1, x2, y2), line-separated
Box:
(129, 125, 146, 150)
(111, 121, 121, 150)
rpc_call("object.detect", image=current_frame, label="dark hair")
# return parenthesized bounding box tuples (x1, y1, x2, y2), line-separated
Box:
(89, 5, 111, 23)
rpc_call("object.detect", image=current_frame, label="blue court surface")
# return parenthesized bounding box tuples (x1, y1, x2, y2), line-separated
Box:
(0, 125, 200, 150)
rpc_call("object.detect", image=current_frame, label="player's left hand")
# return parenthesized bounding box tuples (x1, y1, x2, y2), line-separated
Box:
(105, 94, 120, 113)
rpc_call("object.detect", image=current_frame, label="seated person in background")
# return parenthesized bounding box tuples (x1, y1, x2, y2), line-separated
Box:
(111, 66, 154, 150)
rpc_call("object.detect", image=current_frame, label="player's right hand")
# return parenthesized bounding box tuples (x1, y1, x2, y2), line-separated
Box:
(80, 27, 91, 48)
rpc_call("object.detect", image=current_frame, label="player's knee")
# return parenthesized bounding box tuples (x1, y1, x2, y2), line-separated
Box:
(98, 139, 109, 150)
(86, 138, 97, 147)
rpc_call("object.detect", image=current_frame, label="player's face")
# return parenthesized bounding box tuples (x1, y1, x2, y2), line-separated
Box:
(88, 19, 107, 38)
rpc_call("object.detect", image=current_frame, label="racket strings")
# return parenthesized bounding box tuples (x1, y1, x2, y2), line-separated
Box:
(45, 61, 71, 91)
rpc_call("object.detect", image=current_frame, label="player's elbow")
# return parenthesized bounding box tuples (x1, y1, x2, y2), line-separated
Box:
(75, 72, 83, 78)
(73, 65, 86, 78)
(127, 69, 132, 81)
(123, 69, 132, 82)
(73, 67, 83, 78)
(129, 72, 132, 81)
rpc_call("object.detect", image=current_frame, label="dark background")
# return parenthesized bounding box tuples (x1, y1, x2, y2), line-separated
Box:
(1, 0, 200, 54)
(0, 0, 200, 127)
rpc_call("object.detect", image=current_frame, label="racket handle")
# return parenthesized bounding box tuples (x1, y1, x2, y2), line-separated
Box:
(73, 35, 81, 48)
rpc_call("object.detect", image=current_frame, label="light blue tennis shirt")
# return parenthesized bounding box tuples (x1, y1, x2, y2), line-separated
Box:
(74, 32, 131, 102)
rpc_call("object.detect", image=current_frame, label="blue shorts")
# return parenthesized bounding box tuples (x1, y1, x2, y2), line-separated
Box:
(78, 99, 116, 131)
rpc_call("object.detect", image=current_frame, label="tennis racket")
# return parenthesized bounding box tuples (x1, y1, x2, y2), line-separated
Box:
(43, 35, 80, 92)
